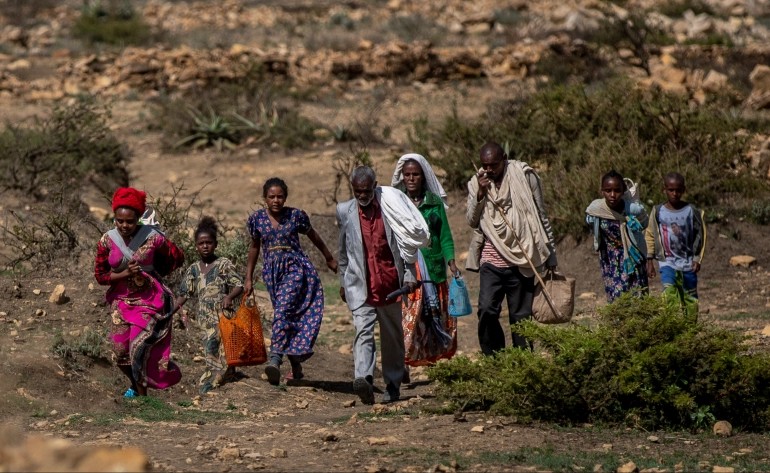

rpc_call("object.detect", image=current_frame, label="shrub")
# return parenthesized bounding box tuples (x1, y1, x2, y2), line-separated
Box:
(429, 294, 770, 431)
(154, 64, 321, 151)
(73, 0, 152, 46)
(408, 80, 770, 239)
(749, 199, 770, 225)
(52, 328, 109, 370)
(176, 107, 239, 151)
(0, 186, 103, 270)
(0, 96, 129, 199)
(657, 0, 715, 18)
(144, 184, 251, 287)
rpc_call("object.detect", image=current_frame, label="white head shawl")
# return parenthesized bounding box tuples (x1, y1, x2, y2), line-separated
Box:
(391, 153, 449, 209)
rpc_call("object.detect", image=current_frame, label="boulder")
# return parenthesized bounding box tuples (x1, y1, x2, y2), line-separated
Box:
(729, 255, 756, 267)
(617, 461, 638, 473)
(713, 420, 733, 437)
(48, 284, 69, 305)
(746, 65, 770, 110)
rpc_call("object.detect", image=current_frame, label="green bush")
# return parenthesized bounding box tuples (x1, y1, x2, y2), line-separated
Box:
(73, 0, 152, 46)
(154, 65, 321, 151)
(429, 295, 770, 431)
(52, 328, 109, 370)
(1, 187, 101, 270)
(749, 199, 770, 225)
(408, 80, 770, 239)
(0, 97, 129, 199)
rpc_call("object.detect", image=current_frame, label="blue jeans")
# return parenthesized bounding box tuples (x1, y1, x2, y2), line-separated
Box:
(659, 266, 698, 318)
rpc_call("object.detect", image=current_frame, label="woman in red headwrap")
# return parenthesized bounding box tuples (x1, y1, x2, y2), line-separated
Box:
(94, 187, 185, 397)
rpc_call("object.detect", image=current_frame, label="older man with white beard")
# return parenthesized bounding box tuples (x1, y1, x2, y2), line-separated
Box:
(336, 165, 429, 405)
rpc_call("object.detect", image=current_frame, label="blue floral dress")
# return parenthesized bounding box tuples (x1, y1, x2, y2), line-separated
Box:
(247, 207, 324, 361)
(597, 219, 649, 302)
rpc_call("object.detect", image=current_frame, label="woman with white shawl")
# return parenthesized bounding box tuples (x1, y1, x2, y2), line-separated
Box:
(392, 154, 457, 369)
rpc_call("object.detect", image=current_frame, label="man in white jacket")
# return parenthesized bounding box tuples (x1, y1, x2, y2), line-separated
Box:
(337, 166, 429, 404)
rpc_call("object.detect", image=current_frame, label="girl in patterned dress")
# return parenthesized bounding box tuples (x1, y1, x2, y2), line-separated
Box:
(244, 178, 338, 385)
(174, 216, 244, 394)
(586, 170, 649, 302)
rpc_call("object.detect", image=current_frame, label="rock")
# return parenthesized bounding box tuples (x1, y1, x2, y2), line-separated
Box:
(338, 344, 352, 354)
(702, 70, 729, 93)
(219, 447, 241, 460)
(313, 128, 332, 139)
(729, 255, 756, 267)
(270, 448, 287, 458)
(712, 467, 734, 473)
(761, 325, 770, 337)
(578, 292, 597, 300)
(674, 461, 685, 472)
(647, 435, 660, 443)
(7, 59, 31, 70)
(89, 206, 111, 221)
(0, 427, 148, 472)
(49, 285, 69, 304)
(33, 289, 42, 295)
(317, 429, 339, 442)
(617, 461, 638, 473)
(713, 420, 733, 436)
(343, 400, 356, 408)
(295, 399, 309, 409)
(470, 425, 484, 433)
(367, 436, 398, 446)
(746, 64, 770, 110)
(35, 309, 46, 317)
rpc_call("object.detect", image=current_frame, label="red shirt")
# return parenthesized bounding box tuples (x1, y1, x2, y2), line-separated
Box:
(359, 200, 399, 306)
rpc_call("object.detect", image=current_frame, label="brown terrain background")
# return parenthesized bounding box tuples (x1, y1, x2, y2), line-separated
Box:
(1, 0, 770, 471)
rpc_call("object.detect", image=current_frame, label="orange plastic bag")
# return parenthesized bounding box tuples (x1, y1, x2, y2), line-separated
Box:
(219, 296, 267, 367)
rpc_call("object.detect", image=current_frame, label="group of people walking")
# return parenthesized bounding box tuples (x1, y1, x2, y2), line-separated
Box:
(94, 141, 705, 405)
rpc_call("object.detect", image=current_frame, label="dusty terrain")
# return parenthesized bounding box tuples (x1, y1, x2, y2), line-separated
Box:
(2, 1, 770, 472)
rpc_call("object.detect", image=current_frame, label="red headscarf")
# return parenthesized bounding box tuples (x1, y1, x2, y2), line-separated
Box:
(112, 187, 147, 216)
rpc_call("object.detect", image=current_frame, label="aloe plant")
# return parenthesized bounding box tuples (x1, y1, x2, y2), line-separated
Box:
(175, 107, 238, 151)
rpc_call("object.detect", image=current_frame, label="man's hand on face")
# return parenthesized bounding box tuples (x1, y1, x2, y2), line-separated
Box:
(477, 169, 492, 200)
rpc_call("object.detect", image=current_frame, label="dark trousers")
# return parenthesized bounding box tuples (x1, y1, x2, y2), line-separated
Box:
(477, 263, 535, 355)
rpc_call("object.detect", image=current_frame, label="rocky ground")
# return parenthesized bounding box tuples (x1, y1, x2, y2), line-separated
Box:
(2, 0, 770, 472)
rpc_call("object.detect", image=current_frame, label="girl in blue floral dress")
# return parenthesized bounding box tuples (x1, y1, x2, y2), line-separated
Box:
(244, 178, 338, 385)
(586, 170, 649, 302)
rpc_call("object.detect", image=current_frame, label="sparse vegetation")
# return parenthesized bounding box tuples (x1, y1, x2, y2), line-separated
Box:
(409, 80, 770, 240)
(93, 396, 234, 425)
(73, 0, 153, 46)
(1, 186, 103, 270)
(51, 328, 109, 370)
(429, 294, 770, 431)
(0, 97, 129, 200)
(154, 64, 321, 151)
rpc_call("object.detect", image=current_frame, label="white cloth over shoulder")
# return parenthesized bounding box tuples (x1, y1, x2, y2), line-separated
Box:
(379, 186, 431, 264)
(391, 153, 449, 209)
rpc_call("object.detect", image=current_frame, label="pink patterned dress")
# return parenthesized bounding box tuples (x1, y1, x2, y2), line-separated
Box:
(94, 229, 184, 390)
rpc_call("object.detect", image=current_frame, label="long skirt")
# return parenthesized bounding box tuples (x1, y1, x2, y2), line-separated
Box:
(402, 265, 457, 367)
